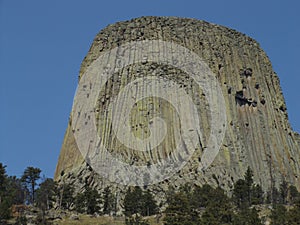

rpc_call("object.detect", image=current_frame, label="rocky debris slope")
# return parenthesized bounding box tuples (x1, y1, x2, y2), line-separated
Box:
(55, 16, 300, 207)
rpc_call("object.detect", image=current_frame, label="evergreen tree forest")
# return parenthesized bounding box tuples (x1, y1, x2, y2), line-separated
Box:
(0, 162, 300, 225)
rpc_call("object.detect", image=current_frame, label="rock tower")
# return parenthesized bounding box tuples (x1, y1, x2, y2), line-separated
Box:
(55, 17, 300, 203)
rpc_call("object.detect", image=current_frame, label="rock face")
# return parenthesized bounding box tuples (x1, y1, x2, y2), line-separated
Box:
(55, 16, 300, 204)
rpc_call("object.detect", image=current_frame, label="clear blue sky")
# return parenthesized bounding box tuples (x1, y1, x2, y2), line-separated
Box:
(0, 0, 299, 178)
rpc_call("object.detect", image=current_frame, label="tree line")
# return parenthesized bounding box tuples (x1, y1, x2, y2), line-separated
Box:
(163, 167, 300, 225)
(0, 164, 116, 223)
(0, 163, 157, 224)
(1, 163, 300, 225)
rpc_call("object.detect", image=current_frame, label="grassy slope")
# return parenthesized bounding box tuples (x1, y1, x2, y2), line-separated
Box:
(56, 214, 163, 225)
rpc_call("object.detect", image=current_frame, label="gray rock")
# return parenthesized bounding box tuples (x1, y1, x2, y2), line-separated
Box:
(54, 16, 300, 212)
(70, 214, 79, 220)
(69, 213, 79, 220)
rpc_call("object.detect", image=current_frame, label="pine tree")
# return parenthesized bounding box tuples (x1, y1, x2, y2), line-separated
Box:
(233, 167, 264, 208)
(191, 183, 215, 208)
(123, 186, 157, 217)
(0, 198, 12, 220)
(0, 171, 26, 224)
(0, 163, 7, 199)
(6, 176, 25, 205)
(271, 186, 280, 205)
(85, 187, 101, 214)
(74, 192, 86, 213)
(287, 201, 300, 225)
(124, 186, 143, 216)
(288, 185, 299, 205)
(244, 166, 254, 205)
(21, 166, 41, 204)
(75, 186, 101, 214)
(251, 184, 264, 205)
(233, 179, 248, 208)
(270, 204, 288, 225)
(36, 178, 57, 211)
(58, 183, 75, 210)
(103, 186, 115, 215)
(0, 163, 7, 206)
(0, 164, 12, 220)
(233, 208, 263, 225)
(200, 187, 234, 225)
(141, 190, 158, 216)
(279, 179, 288, 204)
(164, 188, 199, 225)
(0, 174, 25, 221)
